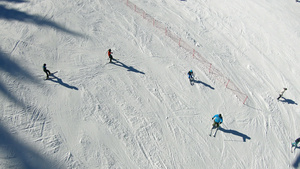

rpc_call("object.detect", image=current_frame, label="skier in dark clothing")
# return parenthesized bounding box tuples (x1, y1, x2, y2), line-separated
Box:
(108, 49, 113, 63)
(187, 70, 194, 85)
(43, 63, 51, 79)
(187, 70, 194, 79)
(292, 137, 300, 149)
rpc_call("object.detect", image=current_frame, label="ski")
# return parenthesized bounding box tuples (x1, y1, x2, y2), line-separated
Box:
(213, 127, 219, 137)
(209, 126, 218, 137)
(209, 128, 213, 136)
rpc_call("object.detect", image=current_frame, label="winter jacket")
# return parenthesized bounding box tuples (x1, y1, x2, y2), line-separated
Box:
(108, 50, 112, 57)
(279, 89, 286, 95)
(212, 114, 223, 123)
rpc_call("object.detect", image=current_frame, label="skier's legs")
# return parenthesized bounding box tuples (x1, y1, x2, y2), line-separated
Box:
(277, 94, 282, 100)
(44, 70, 49, 79)
(212, 121, 219, 128)
(109, 55, 113, 63)
(46, 70, 51, 76)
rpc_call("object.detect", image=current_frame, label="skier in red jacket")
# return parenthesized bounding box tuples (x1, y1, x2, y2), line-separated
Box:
(108, 49, 113, 63)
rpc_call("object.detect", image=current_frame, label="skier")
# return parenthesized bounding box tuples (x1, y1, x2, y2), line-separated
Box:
(212, 114, 223, 128)
(209, 114, 223, 137)
(108, 49, 114, 63)
(292, 137, 300, 151)
(43, 63, 51, 79)
(277, 88, 287, 100)
(187, 70, 194, 79)
(187, 70, 194, 85)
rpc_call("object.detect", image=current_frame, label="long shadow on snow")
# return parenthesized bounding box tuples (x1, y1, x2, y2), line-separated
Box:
(280, 97, 298, 105)
(0, 0, 28, 3)
(0, 5, 84, 37)
(218, 127, 251, 142)
(0, 50, 39, 107)
(111, 60, 145, 75)
(193, 79, 214, 90)
(0, 122, 58, 169)
(48, 74, 78, 90)
(0, 81, 25, 107)
(293, 153, 300, 168)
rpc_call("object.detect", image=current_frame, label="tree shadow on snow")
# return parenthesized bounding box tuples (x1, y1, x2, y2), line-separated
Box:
(219, 127, 251, 142)
(193, 79, 214, 90)
(111, 60, 145, 75)
(0, 50, 39, 107)
(0, 122, 58, 169)
(280, 97, 298, 105)
(0, 5, 85, 37)
(48, 74, 78, 90)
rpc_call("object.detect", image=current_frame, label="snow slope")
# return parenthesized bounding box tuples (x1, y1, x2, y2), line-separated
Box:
(0, 0, 300, 168)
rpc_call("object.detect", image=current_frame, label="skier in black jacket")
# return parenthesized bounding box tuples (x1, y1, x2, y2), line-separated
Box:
(43, 63, 51, 79)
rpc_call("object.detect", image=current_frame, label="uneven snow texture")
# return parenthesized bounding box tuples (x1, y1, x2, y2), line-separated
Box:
(0, 0, 300, 168)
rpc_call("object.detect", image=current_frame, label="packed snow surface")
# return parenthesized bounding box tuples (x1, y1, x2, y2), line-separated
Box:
(0, 0, 300, 168)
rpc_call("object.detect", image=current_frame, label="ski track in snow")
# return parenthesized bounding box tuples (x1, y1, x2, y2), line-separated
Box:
(0, 0, 300, 168)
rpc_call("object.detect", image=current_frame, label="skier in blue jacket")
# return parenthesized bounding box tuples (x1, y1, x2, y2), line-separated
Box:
(292, 137, 300, 149)
(212, 114, 223, 128)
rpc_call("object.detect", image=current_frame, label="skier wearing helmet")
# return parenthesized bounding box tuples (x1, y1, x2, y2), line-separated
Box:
(187, 70, 193, 79)
(187, 70, 194, 85)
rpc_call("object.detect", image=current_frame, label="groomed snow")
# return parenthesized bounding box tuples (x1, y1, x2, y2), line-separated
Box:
(0, 0, 299, 168)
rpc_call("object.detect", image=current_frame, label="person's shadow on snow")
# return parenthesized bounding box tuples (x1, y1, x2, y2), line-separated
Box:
(219, 127, 251, 142)
(48, 72, 78, 90)
(111, 60, 145, 75)
(280, 97, 298, 105)
(193, 79, 214, 90)
(293, 153, 300, 168)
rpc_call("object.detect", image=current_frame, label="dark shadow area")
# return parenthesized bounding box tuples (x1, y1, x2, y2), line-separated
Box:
(111, 60, 145, 75)
(0, 50, 39, 107)
(293, 153, 300, 168)
(0, 5, 84, 37)
(0, 81, 25, 107)
(281, 97, 298, 105)
(48, 74, 78, 90)
(0, 122, 58, 169)
(193, 79, 214, 90)
(0, 0, 28, 3)
(0, 50, 38, 83)
(219, 127, 251, 142)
